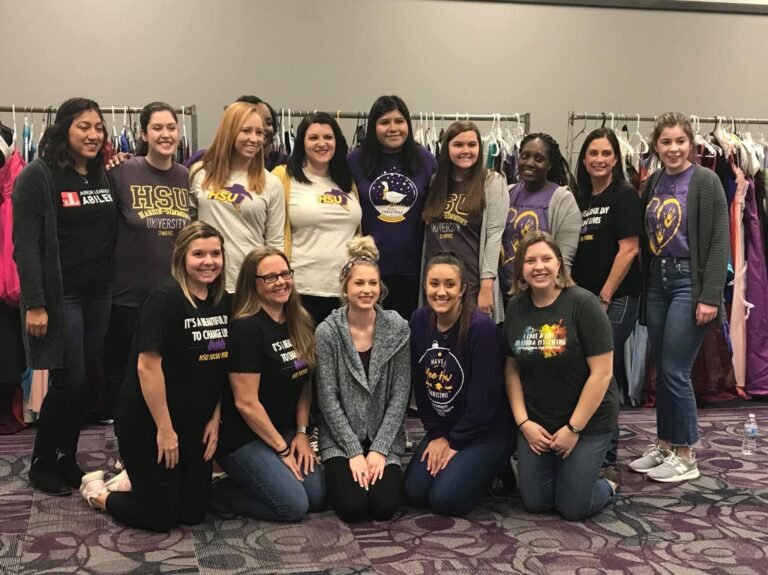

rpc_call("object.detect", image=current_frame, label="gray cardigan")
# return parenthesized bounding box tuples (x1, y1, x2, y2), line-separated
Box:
(315, 305, 411, 466)
(11, 159, 66, 369)
(639, 164, 730, 325)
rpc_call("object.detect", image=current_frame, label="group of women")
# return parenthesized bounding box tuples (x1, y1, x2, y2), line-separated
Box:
(11, 92, 728, 531)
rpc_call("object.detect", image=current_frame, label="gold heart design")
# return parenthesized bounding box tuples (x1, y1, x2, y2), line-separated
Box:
(647, 197, 682, 255)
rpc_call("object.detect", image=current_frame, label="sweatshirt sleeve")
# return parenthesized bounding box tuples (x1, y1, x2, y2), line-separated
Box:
(698, 171, 730, 306)
(12, 163, 49, 308)
(370, 335, 411, 456)
(548, 186, 582, 272)
(263, 174, 286, 252)
(315, 323, 365, 458)
(446, 318, 505, 451)
(480, 172, 508, 279)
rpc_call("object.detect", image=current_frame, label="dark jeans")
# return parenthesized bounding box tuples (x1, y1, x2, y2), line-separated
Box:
(604, 295, 639, 466)
(403, 432, 514, 516)
(210, 429, 325, 522)
(324, 456, 402, 522)
(517, 430, 614, 521)
(107, 424, 211, 532)
(381, 274, 420, 321)
(33, 289, 111, 459)
(103, 304, 139, 420)
(300, 295, 339, 327)
(645, 258, 708, 446)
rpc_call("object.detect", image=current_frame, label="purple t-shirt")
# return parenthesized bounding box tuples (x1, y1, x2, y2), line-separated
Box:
(500, 181, 558, 295)
(348, 146, 437, 276)
(646, 165, 692, 258)
(424, 181, 482, 298)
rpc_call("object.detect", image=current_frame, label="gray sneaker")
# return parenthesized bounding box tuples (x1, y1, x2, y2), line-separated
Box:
(646, 454, 699, 483)
(628, 444, 673, 473)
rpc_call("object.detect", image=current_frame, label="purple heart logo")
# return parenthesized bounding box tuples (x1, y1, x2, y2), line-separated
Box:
(647, 197, 682, 255)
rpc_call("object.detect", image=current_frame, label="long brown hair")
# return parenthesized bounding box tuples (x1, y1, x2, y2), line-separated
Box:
(424, 253, 474, 351)
(509, 230, 574, 296)
(232, 246, 316, 369)
(423, 121, 487, 223)
(191, 102, 265, 195)
(171, 221, 227, 307)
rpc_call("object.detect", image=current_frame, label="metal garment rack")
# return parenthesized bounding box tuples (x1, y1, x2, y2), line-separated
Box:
(279, 109, 532, 133)
(566, 111, 768, 166)
(0, 105, 199, 151)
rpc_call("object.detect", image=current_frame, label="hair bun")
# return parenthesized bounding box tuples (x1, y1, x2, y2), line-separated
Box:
(346, 235, 379, 261)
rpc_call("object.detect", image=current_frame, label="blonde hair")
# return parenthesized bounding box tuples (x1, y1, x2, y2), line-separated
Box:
(509, 230, 574, 296)
(191, 102, 265, 195)
(339, 236, 388, 302)
(232, 246, 316, 369)
(171, 221, 227, 307)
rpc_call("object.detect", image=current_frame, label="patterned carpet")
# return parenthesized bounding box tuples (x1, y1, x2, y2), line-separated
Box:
(1, 407, 767, 575)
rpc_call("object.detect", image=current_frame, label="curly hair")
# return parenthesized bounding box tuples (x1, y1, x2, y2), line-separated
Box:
(39, 97, 106, 173)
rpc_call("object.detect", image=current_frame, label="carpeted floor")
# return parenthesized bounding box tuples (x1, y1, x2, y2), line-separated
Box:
(1, 407, 767, 575)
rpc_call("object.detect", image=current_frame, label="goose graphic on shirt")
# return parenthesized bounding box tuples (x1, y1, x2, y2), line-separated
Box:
(369, 169, 419, 222)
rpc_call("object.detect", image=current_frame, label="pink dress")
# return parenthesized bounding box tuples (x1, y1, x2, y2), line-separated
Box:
(0, 149, 24, 306)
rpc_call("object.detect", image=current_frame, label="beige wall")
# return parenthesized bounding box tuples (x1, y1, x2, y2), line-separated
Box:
(3, 0, 767, 149)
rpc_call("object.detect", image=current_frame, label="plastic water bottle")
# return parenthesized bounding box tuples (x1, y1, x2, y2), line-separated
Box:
(742, 414, 758, 455)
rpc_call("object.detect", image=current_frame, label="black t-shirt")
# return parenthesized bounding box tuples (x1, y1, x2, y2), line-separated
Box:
(219, 310, 311, 456)
(117, 278, 230, 440)
(571, 181, 642, 298)
(53, 165, 117, 295)
(504, 286, 617, 435)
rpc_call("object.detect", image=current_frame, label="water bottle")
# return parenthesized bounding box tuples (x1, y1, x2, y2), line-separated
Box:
(742, 414, 758, 455)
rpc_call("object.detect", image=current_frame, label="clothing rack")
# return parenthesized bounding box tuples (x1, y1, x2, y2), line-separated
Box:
(0, 105, 199, 151)
(566, 111, 768, 166)
(279, 109, 532, 133)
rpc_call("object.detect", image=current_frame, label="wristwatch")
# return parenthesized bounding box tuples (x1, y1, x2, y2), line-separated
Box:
(566, 422, 582, 434)
(296, 426, 308, 434)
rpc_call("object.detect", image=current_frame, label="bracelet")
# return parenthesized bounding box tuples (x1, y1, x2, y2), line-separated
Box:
(276, 446, 291, 458)
(517, 418, 530, 428)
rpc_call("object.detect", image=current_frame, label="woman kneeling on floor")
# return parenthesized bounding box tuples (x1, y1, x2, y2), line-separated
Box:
(82, 222, 230, 532)
(315, 236, 411, 522)
(404, 253, 514, 516)
(209, 246, 325, 521)
(504, 231, 618, 521)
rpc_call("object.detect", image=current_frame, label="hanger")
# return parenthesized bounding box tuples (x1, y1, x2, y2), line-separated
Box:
(569, 113, 588, 149)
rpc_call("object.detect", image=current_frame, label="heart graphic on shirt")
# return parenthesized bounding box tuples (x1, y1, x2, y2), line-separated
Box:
(647, 197, 682, 255)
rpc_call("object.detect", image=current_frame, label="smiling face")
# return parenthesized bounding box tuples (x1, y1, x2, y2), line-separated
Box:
(583, 137, 616, 182)
(375, 109, 409, 152)
(143, 110, 179, 160)
(255, 254, 293, 308)
(67, 109, 105, 166)
(344, 263, 380, 311)
(425, 263, 465, 318)
(185, 237, 224, 292)
(256, 103, 275, 145)
(232, 111, 265, 164)
(304, 122, 336, 170)
(518, 138, 551, 189)
(448, 130, 480, 174)
(654, 125, 692, 174)
(521, 240, 561, 293)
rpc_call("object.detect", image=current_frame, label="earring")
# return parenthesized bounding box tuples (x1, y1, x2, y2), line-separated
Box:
(516, 279, 528, 291)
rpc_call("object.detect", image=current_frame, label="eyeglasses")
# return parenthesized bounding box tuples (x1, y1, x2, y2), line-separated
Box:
(255, 270, 294, 284)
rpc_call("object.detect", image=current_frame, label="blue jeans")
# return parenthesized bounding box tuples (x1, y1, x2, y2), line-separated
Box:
(403, 432, 514, 516)
(210, 429, 326, 522)
(645, 258, 708, 446)
(604, 295, 639, 466)
(517, 430, 614, 521)
(33, 289, 112, 459)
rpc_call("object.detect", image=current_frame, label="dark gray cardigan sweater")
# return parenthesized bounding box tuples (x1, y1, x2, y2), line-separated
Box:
(639, 164, 730, 325)
(12, 159, 67, 369)
(315, 305, 411, 466)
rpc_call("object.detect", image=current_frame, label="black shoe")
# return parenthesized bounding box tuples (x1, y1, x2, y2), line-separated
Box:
(56, 454, 85, 488)
(600, 465, 622, 494)
(29, 458, 71, 496)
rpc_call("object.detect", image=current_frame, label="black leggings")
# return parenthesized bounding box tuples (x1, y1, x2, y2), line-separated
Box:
(107, 425, 211, 532)
(324, 456, 401, 522)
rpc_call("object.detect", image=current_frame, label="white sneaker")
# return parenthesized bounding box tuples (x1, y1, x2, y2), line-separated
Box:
(629, 444, 673, 473)
(104, 469, 131, 492)
(646, 454, 699, 483)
